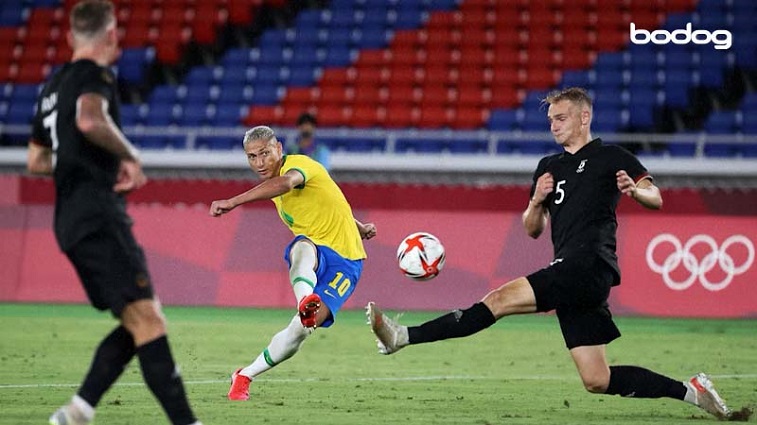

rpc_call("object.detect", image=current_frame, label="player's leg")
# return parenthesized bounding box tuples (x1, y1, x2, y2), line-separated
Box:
(571, 345, 731, 418)
(106, 223, 199, 425)
(288, 237, 323, 327)
(50, 231, 138, 425)
(367, 276, 537, 354)
(230, 244, 361, 400)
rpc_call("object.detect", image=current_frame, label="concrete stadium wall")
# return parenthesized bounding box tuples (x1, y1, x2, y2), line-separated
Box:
(1, 174, 755, 318)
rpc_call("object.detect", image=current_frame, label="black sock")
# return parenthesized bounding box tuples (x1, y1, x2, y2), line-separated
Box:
(605, 365, 687, 399)
(78, 326, 135, 407)
(137, 336, 196, 425)
(408, 302, 496, 344)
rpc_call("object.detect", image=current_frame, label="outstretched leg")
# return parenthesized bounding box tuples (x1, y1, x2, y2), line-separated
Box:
(368, 278, 535, 354)
(571, 345, 731, 420)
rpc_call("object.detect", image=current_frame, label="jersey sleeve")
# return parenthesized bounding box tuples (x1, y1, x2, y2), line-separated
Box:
(79, 65, 115, 100)
(280, 155, 322, 186)
(611, 146, 650, 182)
(529, 156, 549, 198)
(31, 101, 51, 147)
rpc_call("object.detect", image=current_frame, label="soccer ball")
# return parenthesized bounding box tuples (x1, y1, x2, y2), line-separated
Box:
(397, 232, 446, 281)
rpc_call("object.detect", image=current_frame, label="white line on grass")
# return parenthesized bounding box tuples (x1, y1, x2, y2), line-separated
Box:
(2, 373, 757, 390)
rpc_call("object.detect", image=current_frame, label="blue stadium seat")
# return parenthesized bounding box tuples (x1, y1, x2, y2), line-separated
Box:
(593, 108, 626, 132)
(288, 67, 318, 87)
(5, 101, 35, 124)
(251, 85, 281, 105)
(120, 104, 144, 126)
(703, 143, 738, 157)
(323, 46, 353, 67)
(395, 9, 424, 29)
(520, 110, 548, 131)
(560, 70, 592, 88)
(488, 109, 519, 131)
(665, 133, 698, 157)
(448, 139, 488, 154)
(213, 104, 245, 126)
(196, 135, 239, 150)
(180, 104, 212, 126)
(117, 48, 153, 84)
(149, 85, 180, 105)
(185, 66, 219, 85)
(395, 138, 446, 153)
(704, 111, 739, 134)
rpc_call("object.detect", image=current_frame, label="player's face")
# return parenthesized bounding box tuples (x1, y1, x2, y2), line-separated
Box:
(547, 100, 585, 147)
(245, 138, 283, 180)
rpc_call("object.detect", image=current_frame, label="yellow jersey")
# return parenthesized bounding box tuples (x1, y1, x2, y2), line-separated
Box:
(271, 155, 366, 260)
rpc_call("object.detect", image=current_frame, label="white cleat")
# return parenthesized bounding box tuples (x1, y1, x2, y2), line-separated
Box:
(49, 404, 92, 425)
(366, 302, 408, 355)
(687, 373, 731, 420)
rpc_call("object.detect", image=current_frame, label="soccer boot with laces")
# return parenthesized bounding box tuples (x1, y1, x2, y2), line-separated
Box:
(687, 373, 731, 420)
(49, 403, 92, 425)
(228, 368, 252, 401)
(298, 293, 321, 329)
(366, 302, 409, 355)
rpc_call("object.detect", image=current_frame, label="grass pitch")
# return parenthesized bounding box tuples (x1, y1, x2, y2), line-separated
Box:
(0, 303, 754, 425)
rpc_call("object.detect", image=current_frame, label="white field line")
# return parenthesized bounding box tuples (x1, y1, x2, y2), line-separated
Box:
(1, 374, 757, 390)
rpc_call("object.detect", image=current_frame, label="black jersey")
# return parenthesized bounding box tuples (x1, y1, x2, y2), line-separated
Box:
(529, 138, 649, 285)
(32, 59, 127, 250)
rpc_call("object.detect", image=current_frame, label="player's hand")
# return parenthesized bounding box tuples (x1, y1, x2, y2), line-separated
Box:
(113, 159, 147, 194)
(209, 199, 236, 217)
(359, 222, 377, 240)
(616, 170, 636, 198)
(532, 172, 554, 205)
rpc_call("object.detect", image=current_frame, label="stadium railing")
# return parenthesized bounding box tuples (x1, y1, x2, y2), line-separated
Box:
(0, 124, 755, 178)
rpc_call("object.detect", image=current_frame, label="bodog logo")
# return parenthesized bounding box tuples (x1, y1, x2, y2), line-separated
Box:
(646, 234, 754, 291)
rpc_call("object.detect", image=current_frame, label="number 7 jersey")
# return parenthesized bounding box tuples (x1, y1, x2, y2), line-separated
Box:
(530, 138, 650, 284)
(31, 59, 124, 250)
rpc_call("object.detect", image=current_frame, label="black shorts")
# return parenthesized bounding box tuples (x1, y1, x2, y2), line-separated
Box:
(64, 222, 154, 317)
(527, 254, 620, 349)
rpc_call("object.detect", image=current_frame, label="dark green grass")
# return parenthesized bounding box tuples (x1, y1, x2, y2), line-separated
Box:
(0, 303, 755, 424)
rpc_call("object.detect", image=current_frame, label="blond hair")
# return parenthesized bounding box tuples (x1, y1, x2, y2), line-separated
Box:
(243, 126, 277, 146)
(544, 87, 593, 111)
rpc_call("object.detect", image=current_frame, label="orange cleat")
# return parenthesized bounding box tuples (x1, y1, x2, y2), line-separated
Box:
(298, 293, 321, 329)
(228, 368, 251, 401)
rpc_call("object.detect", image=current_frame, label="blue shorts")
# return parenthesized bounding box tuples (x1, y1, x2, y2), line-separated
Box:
(284, 235, 364, 328)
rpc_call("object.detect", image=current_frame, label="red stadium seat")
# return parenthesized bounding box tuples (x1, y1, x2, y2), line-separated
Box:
(350, 105, 384, 128)
(418, 106, 451, 129)
(386, 84, 419, 106)
(384, 105, 418, 128)
(451, 106, 487, 130)
(244, 105, 283, 127)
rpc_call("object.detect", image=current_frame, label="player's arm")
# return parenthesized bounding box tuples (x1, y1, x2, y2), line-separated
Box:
(76, 93, 139, 161)
(522, 172, 553, 239)
(616, 171, 662, 210)
(77, 93, 147, 193)
(209, 169, 304, 216)
(355, 219, 377, 240)
(27, 140, 53, 175)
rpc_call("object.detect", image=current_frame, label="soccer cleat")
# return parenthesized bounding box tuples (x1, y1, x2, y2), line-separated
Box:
(687, 373, 731, 420)
(366, 302, 408, 355)
(49, 404, 91, 425)
(228, 368, 252, 401)
(298, 293, 321, 329)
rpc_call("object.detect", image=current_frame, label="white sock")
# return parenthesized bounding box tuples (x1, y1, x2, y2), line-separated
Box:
(71, 394, 95, 421)
(240, 315, 310, 378)
(288, 240, 318, 303)
(683, 381, 698, 405)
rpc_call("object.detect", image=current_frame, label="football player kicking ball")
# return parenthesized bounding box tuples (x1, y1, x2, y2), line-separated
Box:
(367, 87, 744, 421)
(210, 126, 376, 401)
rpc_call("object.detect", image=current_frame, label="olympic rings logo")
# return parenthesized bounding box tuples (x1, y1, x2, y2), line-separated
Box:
(646, 234, 754, 291)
